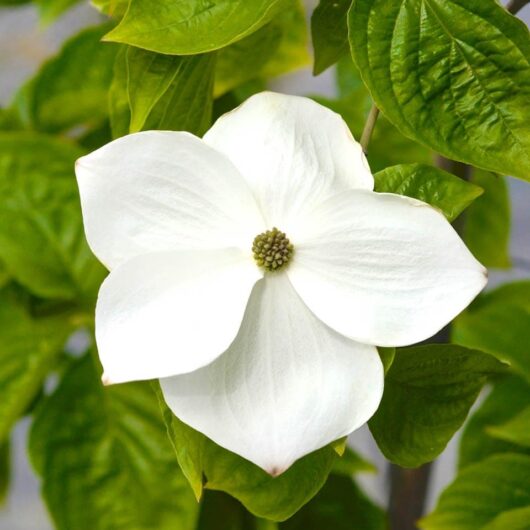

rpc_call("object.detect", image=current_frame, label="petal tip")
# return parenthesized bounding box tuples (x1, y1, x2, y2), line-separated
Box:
(101, 373, 113, 386)
(74, 155, 90, 175)
(266, 465, 288, 478)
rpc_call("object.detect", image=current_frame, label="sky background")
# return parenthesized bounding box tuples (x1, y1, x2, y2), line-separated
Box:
(0, 1, 529, 528)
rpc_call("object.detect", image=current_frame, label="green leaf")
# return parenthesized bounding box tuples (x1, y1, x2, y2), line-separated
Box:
(214, 0, 310, 97)
(197, 490, 259, 530)
(35, 0, 82, 22)
(29, 355, 199, 530)
(482, 507, 530, 530)
(215, 24, 282, 97)
(311, 0, 351, 75)
(127, 47, 215, 135)
(487, 405, 530, 449)
(0, 106, 23, 132)
(0, 133, 105, 300)
(91, 0, 128, 18)
(280, 474, 386, 530)
(459, 375, 530, 469)
(464, 280, 530, 313)
(316, 57, 433, 172)
(369, 344, 505, 468)
(261, 0, 309, 79)
(13, 25, 117, 134)
(331, 446, 377, 476)
(420, 454, 530, 530)
(377, 346, 395, 374)
(374, 164, 483, 222)
(0, 261, 9, 289)
(109, 47, 131, 139)
(349, 0, 530, 181)
(0, 287, 73, 443)
(0, 441, 9, 505)
(453, 282, 530, 382)
(104, 0, 292, 55)
(463, 170, 511, 268)
(155, 383, 338, 522)
(330, 437, 348, 456)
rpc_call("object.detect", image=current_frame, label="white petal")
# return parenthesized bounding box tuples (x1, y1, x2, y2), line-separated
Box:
(96, 248, 261, 384)
(288, 190, 488, 347)
(76, 131, 265, 269)
(160, 274, 383, 475)
(203, 92, 373, 232)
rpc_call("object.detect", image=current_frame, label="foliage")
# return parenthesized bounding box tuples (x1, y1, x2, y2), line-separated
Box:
(420, 454, 530, 530)
(0, 0, 528, 528)
(29, 355, 199, 530)
(369, 345, 505, 467)
(349, 0, 530, 180)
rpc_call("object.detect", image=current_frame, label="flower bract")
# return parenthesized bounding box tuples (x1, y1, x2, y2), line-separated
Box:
(75, 92, 487, 475)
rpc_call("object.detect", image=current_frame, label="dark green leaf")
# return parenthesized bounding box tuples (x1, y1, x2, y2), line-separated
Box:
(197, 490, 259, 530)
(0, 261, 9, 289)
(0, 106, 23, 131)
(369, 344, 505, 467)
(13, 25, 117, 134)
(459, 375, 530, 469)
(311, 0, 351, 75)
(78, 120, 112, 152)
(280, 474, 386, 530)
(0, 133, 105, 300)
(453, 282, 530, 382)
(0, 287, 73, 442)
(374, 164, 483, 221)
(349, 0, 530, 180)
(155, 383, 338, 522)
(463, 170, 511, 268)
(377, 347, 395, 374)
(420, 454, 530, 530)
(104, 0, 292, 55)
(0, 441, 10, 505)
(127, 47, 215, 135)
(487, 405, 530, 449)
(29, 355, 199, 530)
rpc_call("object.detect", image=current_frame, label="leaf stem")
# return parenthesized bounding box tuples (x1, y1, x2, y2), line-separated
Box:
(506, 0, 529, 14)
(360, 104, 380, 154)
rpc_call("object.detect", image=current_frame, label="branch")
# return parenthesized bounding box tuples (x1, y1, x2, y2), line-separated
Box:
(506, 0, 529, 14)
(360, 104, 380, 154)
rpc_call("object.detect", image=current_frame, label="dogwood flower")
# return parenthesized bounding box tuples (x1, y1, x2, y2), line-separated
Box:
(75, 92, 486, 475)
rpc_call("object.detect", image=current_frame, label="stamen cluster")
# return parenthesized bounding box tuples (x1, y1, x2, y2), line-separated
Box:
(252, 227, 294, 272)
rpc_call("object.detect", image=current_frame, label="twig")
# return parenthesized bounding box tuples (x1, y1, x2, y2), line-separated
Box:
(360, 105, 380, 154)
(506, 0, 529, 14)
(389, 465, 433, 530)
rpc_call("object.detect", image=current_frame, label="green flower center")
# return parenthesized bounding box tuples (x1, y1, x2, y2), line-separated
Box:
(252, 227, 294, 272)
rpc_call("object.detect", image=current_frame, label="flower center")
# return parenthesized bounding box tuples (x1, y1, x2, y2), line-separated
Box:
(252, 227, 294, 272)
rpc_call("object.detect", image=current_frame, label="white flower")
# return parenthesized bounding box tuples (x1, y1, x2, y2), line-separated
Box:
(75, 92, 487, 476)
